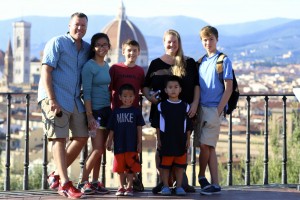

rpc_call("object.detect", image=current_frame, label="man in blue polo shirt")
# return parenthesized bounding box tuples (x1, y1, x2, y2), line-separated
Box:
(38, 12, 90, 199)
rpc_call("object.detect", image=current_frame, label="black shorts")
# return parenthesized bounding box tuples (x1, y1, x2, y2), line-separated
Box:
(92, 106, 112, 128)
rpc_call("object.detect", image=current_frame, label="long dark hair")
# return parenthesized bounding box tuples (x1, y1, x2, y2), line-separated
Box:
(88, 33, 111, 59)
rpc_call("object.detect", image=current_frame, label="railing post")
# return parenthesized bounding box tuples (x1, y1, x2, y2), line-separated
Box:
(79, 144, 88, 182)
(245, 95, 251, 186)
(282, 96, 287, 184)
(227, 113, 233, 186)
(263, 96, 269, 185)
(4, 93, 12, 191)
(101, 151, 106, 186)
(191, 134, 196, 186)
(139, 94, 143, 183)
(23, 94, 30, 190)
(42, 133, 48, 189)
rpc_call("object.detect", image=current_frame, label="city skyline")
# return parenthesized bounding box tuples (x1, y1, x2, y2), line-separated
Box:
(0, 0, 299, 25)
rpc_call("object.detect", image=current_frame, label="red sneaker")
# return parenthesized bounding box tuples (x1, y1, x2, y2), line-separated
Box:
(58, 181, 83, 199)
(115, 187, 126, 196)
(47, 171, 60, 190)
(124, 187, 134, 196)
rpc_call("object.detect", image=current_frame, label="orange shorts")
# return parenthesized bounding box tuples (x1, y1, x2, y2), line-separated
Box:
(160, 153, 187, 169)
(113, 152, 141, 173)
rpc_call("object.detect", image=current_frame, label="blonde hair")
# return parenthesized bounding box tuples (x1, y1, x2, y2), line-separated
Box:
(163, 29, 186, 77)
(200, 25, 219, 40)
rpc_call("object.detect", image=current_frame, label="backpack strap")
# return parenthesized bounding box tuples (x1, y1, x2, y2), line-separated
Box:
(216, 53, 227, 73)
(196, 54, 206, 69)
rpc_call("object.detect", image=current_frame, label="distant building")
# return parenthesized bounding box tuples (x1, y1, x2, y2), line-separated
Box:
(13, 21, 31, 84)
(102, 0, 148, 70)
(4, 39, 13, 86)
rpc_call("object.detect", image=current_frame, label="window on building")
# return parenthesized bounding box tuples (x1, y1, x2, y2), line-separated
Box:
(17, 37, 21, 48)
(147, 173, 152, 182)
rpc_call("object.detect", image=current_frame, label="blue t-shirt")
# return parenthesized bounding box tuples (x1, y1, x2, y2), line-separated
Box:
(81, 59, 111, 110)
(199, 51, 233, 107)
(107, 106, 145, 154)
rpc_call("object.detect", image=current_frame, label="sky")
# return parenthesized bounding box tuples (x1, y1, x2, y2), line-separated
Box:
(0, 0, 299, 25)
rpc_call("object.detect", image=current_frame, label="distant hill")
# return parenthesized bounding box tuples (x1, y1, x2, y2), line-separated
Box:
(0, 15, 299, 64)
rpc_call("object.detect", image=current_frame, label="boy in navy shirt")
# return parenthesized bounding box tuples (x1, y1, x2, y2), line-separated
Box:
(106, 84, 145, 196)
(153, 75, 193, 196)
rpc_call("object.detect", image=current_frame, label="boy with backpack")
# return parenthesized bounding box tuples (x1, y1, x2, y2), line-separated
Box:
(196, 25, 234, 195)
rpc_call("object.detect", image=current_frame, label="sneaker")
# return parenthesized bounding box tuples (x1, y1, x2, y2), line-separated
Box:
(77, 182, 94, 195)
(175, 187, 186, 196)
(91, 181, 110, 194)
(200, 185, 221, 195)
(47, 171, 60, 190)
(124, 187, 134, 196)
(58, 181, 83, 199)
(152, 182, 164, 194)
(161, 186, 171, 196)
(198, 176, 211, 189)
(184, 184, 196, 193)
(115, 187, 126, 196)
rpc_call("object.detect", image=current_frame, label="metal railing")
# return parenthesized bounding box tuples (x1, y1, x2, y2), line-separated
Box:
(0, 92, 298, 191)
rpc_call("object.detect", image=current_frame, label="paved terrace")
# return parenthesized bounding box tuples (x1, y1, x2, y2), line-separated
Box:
(0, 185, 299, 200)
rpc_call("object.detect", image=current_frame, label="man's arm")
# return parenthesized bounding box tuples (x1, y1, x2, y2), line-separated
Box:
(41, 64, 61, 114)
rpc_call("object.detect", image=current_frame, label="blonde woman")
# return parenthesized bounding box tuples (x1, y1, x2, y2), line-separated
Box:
(143, 29, 200, 194)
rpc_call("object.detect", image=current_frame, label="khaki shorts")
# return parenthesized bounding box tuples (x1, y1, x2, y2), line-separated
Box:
(41, 99, 88, 140)
(193, 106, 221, 148)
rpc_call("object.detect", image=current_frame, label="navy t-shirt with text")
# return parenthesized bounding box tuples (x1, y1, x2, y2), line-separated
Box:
(107, 106, 145, 154)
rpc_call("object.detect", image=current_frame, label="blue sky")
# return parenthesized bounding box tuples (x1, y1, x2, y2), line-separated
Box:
(0, 0, 299, 25)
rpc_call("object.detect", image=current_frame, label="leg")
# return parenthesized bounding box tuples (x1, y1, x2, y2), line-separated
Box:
(161, 168, 170, 187)
(208, 147, 219, 185)
(126, 173, 134, 189)
(52, 138, 69, 184)
(80, 130, 107, 182)
(91, 129, 108, 181)
(65, 137, 88, 168)
(174, 167, 184, 188)
(118, 173, 126, 188)
(199, 144, 210, 177)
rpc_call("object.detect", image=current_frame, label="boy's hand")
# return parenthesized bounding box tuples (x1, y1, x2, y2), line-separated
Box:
(106, 139, 112, 151)
(137, 142, 142, 153)
(156, 139, 161, 150)
(186, 139, 190, 149)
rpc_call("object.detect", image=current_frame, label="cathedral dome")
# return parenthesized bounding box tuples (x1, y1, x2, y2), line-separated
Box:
(102, 1, 148, 69)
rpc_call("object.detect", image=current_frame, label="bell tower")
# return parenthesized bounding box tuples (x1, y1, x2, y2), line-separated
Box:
(13, 21, 31, 84)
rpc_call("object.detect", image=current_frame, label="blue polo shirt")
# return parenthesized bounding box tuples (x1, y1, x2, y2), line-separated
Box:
(38, 33, 90, 113)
